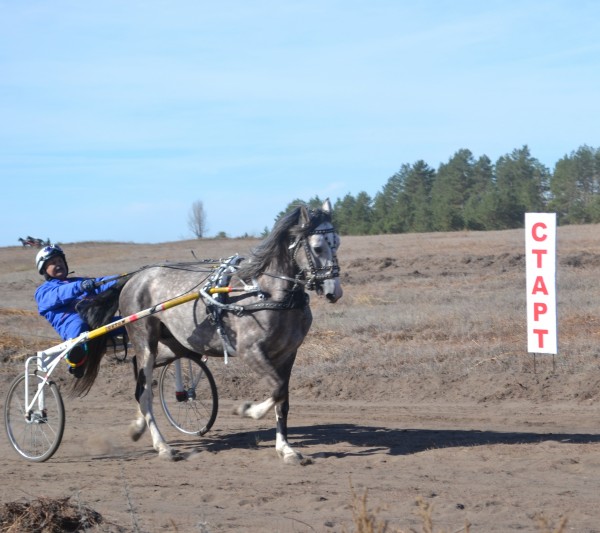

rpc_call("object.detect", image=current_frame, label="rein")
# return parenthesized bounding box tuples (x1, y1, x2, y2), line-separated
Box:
(93, 259, 227, 288)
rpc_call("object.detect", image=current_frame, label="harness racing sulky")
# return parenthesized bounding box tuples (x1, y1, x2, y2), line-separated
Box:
(4, 200, 343, 465)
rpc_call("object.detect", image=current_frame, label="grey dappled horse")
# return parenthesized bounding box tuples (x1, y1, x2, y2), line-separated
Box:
(78, 200, 342, 464)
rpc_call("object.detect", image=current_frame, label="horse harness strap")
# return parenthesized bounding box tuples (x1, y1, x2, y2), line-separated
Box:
(232, 290, 309, 313)
(200, 255, 309, 314)
(199, 255, 309, 362)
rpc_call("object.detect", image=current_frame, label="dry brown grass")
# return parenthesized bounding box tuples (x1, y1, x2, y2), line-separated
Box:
(0, 492, 568, 533)
(534, 514, 568, 533)
(0, 331, 51, 368)
(2, 226, 600, 403)
(287, 225, 600, 404)
(346, 489, 568, 533)
(0, 496, 109, 533)
(0, 228, 597, 531)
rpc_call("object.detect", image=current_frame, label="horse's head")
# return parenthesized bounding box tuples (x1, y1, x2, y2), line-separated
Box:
(291, 199, 343, 303)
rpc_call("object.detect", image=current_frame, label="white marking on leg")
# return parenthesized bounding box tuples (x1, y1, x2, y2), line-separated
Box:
(128, 408, 146, 442)
(145, 411, 174, 459)
(275, 418, 305, 465)
(237, 397, 275, 420)
(138, 366, 176, 460)
(274, 403, 304, 465)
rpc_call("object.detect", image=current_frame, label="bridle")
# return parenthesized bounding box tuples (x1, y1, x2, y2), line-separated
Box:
(289, 221, 341, 293)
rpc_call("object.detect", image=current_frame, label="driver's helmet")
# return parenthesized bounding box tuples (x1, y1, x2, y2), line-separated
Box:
(36, 244, 67, 275)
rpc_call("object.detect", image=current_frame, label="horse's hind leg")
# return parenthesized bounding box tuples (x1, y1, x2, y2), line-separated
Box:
(129, 406, 147, 441)
(234, 397, 275, 419)
(130, 351, 179, 460)
(129, 357, 147, 441)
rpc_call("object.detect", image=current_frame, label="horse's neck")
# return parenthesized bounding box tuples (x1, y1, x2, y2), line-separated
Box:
(255, 262, 301, 296)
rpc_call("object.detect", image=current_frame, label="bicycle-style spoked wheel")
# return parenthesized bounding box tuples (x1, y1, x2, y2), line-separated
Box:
(158, 354, 218, 436)
(4, 373, 65, 462)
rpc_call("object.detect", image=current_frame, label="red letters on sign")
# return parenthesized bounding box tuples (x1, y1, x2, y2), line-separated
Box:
(533, 329, 549, 348)
(532, 222, 547, 242)
(533, 302, 547, 321)
(526, 213, 556, 354)
(531, 276, 549, 296)
(531, 249, 547, 268)
(530, 223, 550, 346)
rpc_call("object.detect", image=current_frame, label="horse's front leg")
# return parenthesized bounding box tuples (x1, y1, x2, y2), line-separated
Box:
(236, 397, 305, 464)
(236, 346, 308, 464)
(132, 364, 178, 460)
(275, 400, 307, 465)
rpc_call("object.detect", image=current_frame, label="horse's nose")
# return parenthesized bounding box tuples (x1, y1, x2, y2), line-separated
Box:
(325, 283, 343, 303)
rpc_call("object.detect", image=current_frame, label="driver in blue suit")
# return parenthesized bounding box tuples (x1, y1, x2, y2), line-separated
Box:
(34, 244, 123, 377)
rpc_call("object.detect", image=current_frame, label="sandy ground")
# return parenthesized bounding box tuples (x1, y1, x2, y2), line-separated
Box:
(1, 235, 599, 532)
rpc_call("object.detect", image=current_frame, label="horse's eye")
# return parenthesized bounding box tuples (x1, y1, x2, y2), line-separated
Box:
(313, 246, 323, 255)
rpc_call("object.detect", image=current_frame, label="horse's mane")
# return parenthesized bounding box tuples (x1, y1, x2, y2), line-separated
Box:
(235, 205, 332, 281)
(76, 275, 133, 329)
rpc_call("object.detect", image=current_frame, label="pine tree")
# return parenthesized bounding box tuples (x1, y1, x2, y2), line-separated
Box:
(431, 149, 475, 231)
(463, 155, 495, 230)
(333, 194, 358, 235)
(400, 161, 435, 233)
(549, 145, 600, 224)
(494, 146, 549, 229)
(372, 167, 407, 234)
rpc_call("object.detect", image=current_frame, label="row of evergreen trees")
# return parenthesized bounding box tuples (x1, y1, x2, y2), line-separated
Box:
(284, 145, 600, 236)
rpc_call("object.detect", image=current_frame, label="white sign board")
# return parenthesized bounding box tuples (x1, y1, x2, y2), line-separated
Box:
(525, 213, 557, 354)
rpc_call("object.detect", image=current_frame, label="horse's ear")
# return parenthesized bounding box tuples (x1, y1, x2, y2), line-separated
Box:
(322, 198, 332, 214)
(299, 205, 310, 226)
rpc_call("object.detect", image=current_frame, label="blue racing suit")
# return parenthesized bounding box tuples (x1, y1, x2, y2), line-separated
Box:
(35, 276, 120, 341)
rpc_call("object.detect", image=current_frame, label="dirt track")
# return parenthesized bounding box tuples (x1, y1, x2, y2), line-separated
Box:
(1, 233, 600, 532)
(2, 360, 599, 532)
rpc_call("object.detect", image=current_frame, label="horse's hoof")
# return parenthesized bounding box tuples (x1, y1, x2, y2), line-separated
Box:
(279, 449, 309, 466)
(233, 401, 252, 417)
(158, 447, 182, 461)
(128, 421, 145, 442)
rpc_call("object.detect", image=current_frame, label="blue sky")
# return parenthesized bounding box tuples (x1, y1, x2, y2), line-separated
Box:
(1, 1, 599, 247)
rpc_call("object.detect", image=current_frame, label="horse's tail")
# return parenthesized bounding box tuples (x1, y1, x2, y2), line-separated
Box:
(70, 275, 133, 397)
